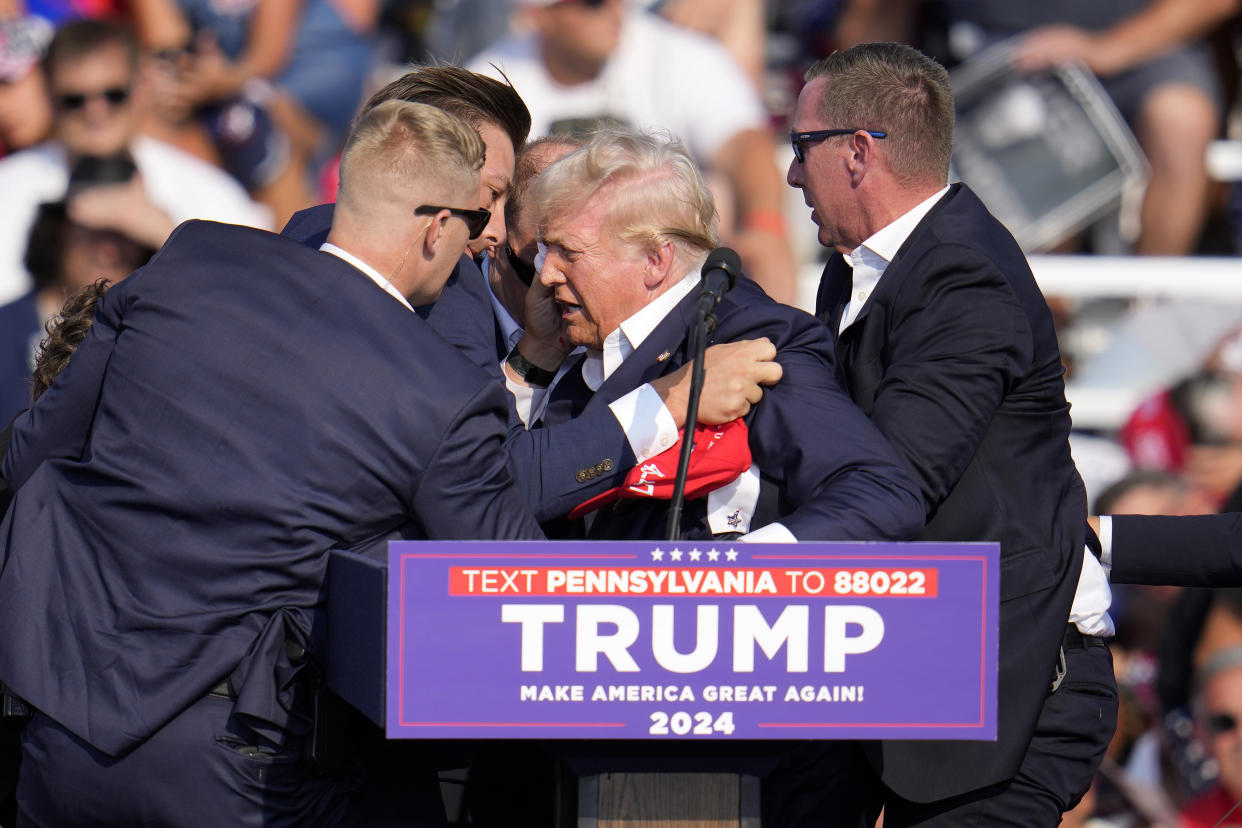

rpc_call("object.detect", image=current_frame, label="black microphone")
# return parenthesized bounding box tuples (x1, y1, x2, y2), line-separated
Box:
(695, 247, 742, 322)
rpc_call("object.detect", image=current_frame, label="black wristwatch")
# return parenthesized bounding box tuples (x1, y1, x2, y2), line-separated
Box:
(506, 349, 557, 387)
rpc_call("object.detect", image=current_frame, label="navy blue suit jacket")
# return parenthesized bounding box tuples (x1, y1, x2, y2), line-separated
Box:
(1108, 513, 1242, 585)
(282, 204, 635, 521)
(0, 220, 543, 757)
(817, 183, 1089, 801)
(543, 277, 925, 542)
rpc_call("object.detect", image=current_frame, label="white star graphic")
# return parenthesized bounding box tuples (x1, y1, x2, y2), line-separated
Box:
(669, 549, 683, 561)
(707, 549, 720, 561)
(651, 548, 664, 561)
(725, 548, 739, 561)
(688, 549, 702, 561)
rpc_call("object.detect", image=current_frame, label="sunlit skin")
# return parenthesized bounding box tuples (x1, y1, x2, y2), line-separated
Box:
(785, 76, 868, 255)
(537, 192, 664, 351)
(0, 69, 52, 151)
(466, 121, 515, 260)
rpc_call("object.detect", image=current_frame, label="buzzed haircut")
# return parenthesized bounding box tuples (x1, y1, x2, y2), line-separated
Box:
(805, 42, 954, 186)
(41, 17, 138, 82)
(361, 65, 531, 155)
(337, 99, 486, 212)
(506, 135, 584, 229)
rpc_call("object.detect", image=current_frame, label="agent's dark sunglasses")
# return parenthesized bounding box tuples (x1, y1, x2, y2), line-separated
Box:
(57, 86, 130, 111)
(789, 128, 887, 163)
(1207, 712, 1242, 736)
(414, 204, 491, 240)
(505, 242, 538, 286)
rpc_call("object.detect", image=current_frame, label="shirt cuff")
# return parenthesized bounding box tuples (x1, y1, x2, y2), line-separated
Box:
(1098, 515, 1113, 575)
(608, 384, 677, 461)
(503, 357, 544, 427)
(740, 522, 796, 543)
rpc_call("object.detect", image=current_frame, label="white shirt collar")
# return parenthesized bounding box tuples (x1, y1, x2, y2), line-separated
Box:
(319, 242, 415, 313)
(860, 186, 950, 263)
(481, 254, 523, 350)
(582, 270, 699, 391)
(839, 186, 949, 332)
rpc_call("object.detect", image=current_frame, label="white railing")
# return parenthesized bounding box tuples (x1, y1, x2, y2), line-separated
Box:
(795, 255, 1242, 431)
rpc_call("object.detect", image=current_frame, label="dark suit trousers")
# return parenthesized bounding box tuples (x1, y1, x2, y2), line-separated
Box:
(879, 644, 1116, 827)
(16, 695, 366, 828)
(760, 645, 1115, 827)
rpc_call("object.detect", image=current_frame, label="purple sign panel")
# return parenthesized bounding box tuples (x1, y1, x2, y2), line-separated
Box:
(387, 540, 998, 740)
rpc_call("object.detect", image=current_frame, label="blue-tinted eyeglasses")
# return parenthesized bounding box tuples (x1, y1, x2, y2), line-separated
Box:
(789, 129, 887, 163)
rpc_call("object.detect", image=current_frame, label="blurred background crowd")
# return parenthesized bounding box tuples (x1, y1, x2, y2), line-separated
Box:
(1, 0, 1242, 825)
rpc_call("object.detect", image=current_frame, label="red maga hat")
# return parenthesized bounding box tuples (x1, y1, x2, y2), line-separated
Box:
(567, 419, 751, 521)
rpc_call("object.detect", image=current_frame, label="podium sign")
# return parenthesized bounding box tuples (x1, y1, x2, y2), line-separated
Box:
(385, 540, 998, 741)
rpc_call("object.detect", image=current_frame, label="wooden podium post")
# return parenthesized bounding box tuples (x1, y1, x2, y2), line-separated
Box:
(577, 773, 759, 828)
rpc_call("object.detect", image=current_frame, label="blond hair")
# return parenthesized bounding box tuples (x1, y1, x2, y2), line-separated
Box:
(529, 127, 718, 272)
(337, 100, 486, 215)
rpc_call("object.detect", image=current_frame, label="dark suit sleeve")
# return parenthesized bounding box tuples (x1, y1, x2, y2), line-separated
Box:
(732, 309, 924, 541)
(2, 270, 137, 489)
(0, 412, 14, 514)
(417, 257, 636, 521)
(1110, 513, 1242, 586)
(410, 381, 546, 540)
(418, 257, 510, 382)
(506, 408, 637, 523)
(866, 248, 1033, 515)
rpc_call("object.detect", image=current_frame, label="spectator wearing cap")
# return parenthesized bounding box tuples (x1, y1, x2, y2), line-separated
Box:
(513, 125, 924, 543)
(0, 17, 270, 306)
(0, 15, 54, 156)
(468, 0, 800, 305)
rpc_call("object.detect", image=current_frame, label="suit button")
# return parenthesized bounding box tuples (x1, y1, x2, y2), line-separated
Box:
(576, 471, 587, 483)
(602, 459, 614, 471)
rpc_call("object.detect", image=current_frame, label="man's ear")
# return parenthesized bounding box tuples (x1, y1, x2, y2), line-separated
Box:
(847, 131, 879, 184)
(422, 209, 448, 257)
(643, 241, 675, 289)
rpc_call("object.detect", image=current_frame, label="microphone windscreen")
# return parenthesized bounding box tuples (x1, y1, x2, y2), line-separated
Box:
(704, 247, 742, 289)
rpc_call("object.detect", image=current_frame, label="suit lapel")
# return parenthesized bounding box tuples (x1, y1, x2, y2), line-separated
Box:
(592, 290, 697, 408)
(815, 253, 852, 330)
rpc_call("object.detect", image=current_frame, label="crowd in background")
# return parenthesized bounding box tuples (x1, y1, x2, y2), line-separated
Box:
(2, 0, 1242, 825)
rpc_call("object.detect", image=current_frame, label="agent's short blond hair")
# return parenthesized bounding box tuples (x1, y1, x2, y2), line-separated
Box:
(529, 127, 718, 271)
(337, 99, 486, 215)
